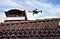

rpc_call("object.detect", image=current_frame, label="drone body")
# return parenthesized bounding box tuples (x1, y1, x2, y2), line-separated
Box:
(29, 9, 42, 15)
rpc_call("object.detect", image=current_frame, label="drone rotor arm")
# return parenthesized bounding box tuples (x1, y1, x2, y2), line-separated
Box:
(38, 10, 42, 13)
(28, 11, 33, 12)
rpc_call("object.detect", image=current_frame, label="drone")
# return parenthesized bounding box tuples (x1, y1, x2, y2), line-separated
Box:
(28, 9, 42, 15)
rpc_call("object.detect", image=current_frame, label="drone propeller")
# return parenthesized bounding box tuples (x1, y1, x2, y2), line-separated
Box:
(38, 10, 42, 13)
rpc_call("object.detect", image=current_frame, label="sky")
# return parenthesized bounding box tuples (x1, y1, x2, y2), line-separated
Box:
(0, 0, 60, 22)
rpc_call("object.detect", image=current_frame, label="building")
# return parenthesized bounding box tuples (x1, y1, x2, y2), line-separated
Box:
(0, 9, 60, 39)
(4, 9, 27, 22)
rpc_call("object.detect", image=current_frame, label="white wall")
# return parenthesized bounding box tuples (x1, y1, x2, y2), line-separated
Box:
(4, 17, 25, 20)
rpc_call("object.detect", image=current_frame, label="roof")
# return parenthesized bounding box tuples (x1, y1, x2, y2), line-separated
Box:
(5, 9, 25, 15)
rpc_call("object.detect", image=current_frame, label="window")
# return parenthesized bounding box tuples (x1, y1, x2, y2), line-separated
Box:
(42, 21, 45, 22)
(11, 24, 15, 26)
(21, 23, 24, 24)
(55, 20, 57, 21)
(6, 24, 10, 26)
(38, 21, 41, 22)
(16, 23, 19, 25)
(46, 20, 49, 22)
(24, 22, 28, 24)
(34, 21, 37, 23)
(0, 23, 4, 26)
(30, 22, 33, 23)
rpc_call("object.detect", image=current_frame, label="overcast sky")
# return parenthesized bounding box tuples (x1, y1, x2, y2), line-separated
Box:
(0, 0, 60, 22)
